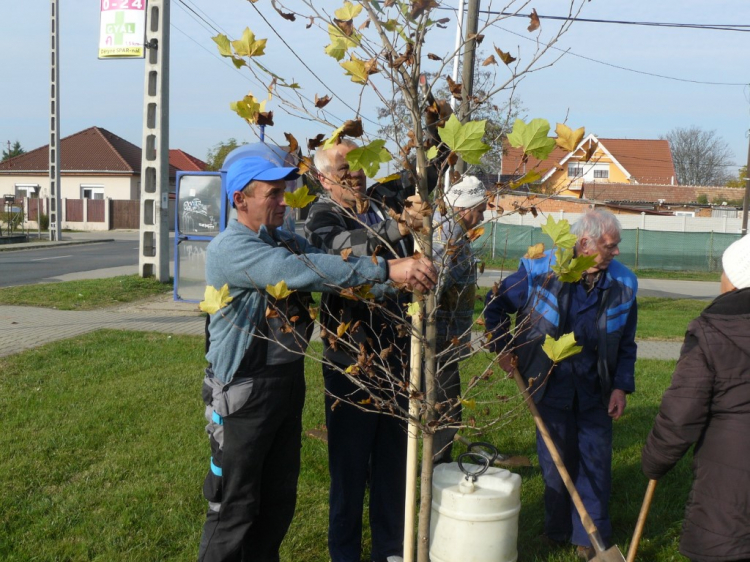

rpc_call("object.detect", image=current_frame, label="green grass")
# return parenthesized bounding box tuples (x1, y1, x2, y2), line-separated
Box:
(475, 287, 707, 342)
(0, 331, 690, 561)
(0, 275, 172, 310)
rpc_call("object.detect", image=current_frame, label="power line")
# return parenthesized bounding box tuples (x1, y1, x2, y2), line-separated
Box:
(245, 0, 382, 128)
(494, 25, 749, 87)
(437, 7, 750, 33)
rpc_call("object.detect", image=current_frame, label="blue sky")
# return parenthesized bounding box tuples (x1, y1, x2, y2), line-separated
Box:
(2, 1, 749, 176)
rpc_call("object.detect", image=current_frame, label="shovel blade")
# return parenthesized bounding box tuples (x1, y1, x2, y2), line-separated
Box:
(591, 545, 626, 562)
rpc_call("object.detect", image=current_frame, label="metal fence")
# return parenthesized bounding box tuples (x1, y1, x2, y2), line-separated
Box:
(474, 223, 740, 272)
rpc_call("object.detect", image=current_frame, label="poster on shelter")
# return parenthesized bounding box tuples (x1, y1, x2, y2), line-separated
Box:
(98, 0, 146, 59)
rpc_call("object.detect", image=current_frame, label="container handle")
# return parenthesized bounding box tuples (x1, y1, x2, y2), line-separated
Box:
(457, 452, 491, 482)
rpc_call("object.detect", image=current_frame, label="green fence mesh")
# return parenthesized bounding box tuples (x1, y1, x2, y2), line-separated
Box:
(473, 224, 740, 272)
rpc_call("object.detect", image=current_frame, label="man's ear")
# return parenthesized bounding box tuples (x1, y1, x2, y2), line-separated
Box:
(233, 191, 246, 209)
(318, 172, 333, 192)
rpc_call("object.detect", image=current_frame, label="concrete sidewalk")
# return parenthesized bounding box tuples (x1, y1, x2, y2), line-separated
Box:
(0, 293, 684, 360)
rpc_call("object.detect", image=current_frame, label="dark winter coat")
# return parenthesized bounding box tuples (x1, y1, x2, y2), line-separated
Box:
(641, 287, 750, 562)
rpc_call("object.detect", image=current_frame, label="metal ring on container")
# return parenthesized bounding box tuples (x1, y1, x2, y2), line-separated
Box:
(457, 451, 491, 482)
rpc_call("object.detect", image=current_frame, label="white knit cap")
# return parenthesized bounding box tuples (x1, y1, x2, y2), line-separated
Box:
(445, 175, 486, 208)
(722, 235, 750, 289)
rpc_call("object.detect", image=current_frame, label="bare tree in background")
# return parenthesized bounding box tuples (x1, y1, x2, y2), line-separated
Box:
(663, 126, 734, 186)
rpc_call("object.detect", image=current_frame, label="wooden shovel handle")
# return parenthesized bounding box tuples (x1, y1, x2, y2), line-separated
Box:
(626, 479, 657, 562)
(511, 369, 607, 552)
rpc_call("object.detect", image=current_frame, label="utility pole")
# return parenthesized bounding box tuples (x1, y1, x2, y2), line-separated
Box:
(742, 131, 750, 236)
(455, 0, 480, 174)
(138, 0, 170, 281)
(49, 0, 62, 241)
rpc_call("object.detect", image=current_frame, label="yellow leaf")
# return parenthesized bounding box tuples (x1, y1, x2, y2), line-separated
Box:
(325, 37, 349, 61)
(266, 280, 294, 300)
(334, 1, 363, 20)
(555, 123, 585, 152)
(460, 397, 476, 409)
(358, 397, 372, 405)
(466, 226, 484, 242)
(405, 301, 421, 318)
(199, 284, 234, 314)
(212, 34, 232, 57)
(524, 242, 546, 259)
(284, 186, 317, 209)
(541, 333, 583, 364)
(337, 321, 351, 338)
(231, 28, 267, 58)
(308, 306, 318, 320)
(341, 56, 370, 84)
(374, 173, 401, 184)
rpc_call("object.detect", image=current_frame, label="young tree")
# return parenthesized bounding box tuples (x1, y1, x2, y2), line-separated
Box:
(2, 141, 25, 162)
(206, 2, 594, 560)
(376, 67, 526, 174)
(663, 126, 735, 186)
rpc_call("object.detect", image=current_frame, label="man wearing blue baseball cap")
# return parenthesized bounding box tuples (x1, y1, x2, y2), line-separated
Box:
(197, 156, 437, 562)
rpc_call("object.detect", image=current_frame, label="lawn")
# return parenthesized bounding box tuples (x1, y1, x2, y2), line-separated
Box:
(0, 331, 691, 561)
(0, 275, 172, 310)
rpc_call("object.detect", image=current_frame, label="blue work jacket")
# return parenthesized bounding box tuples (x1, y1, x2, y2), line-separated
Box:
(485, 250, 637, 410)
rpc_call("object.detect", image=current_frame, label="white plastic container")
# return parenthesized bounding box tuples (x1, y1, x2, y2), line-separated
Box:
(430, 462, 522, 562)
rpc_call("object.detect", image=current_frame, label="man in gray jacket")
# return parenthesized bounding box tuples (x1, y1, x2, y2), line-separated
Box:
(197, 155, 436, 562)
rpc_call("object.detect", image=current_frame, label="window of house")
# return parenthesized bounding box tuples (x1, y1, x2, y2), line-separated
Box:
(81, 185, 105, 200)
(593, 169, 609, 179)
(15, 184, 40, 198)
(567, 164, 583, 178)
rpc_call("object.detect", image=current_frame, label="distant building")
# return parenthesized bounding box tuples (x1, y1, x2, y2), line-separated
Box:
(501, 134, 677, 196)
(0, 126, 206, 201)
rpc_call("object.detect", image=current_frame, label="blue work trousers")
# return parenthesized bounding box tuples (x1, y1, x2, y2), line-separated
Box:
(323, 363, 407, 562)
(535, 400, 613, 548)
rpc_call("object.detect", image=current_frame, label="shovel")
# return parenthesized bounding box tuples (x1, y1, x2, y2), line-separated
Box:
(626, 480, 657, 562)
(511, 369, 626, 562)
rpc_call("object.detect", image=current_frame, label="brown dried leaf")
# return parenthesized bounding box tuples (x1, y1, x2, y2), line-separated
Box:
(279, 323, 293, 334)
(314, 94, 331, 109)
(447, 151, 459, 166)
(494, 45, 517, 65)
(410, 0, 438, 19)
(333, 18, 354, 37)
(341, 118, 364, 138)
(436, 17, 450, 24)
(427, 53, 442, 61)
(364, 58, 380, 75)
(446, 76, 463, 100)
(298, 156, 313, 175)
(379, 344, 393, 360)
(306, 16, 314, 29)
(482, 55, 497, 66)
(270, 2, 295, 20)
(256, 111, 274, 126)
(284, 132, 298, 153)
(530, 206, 538, 218)
(340, 248, 353, 260)
(307, 134, 326, 151)
(265, 306, 279, 319)
(468, 33, 484, 44)
(528, 8, 540, 32)
(371, 244, 383, 265)
(583, 141, 599, 162)
(359, 18, 371, 30)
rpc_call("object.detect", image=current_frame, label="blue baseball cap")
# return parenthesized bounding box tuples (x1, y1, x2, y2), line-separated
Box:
(225, 157, 300, 206)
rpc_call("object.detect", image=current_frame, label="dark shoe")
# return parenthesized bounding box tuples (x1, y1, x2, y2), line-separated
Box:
(539, 534, 567, 549)
(576, 545, 596, 560)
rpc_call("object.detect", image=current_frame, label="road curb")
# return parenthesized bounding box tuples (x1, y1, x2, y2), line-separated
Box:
(0, 239, 115, 252)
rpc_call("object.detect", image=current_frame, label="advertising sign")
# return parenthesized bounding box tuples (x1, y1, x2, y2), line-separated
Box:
(98, 0, 147, 59)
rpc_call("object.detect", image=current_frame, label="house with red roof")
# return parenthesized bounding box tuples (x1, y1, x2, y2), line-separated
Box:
(0, 126, 206, 202)
(501, 134, 677, 197)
